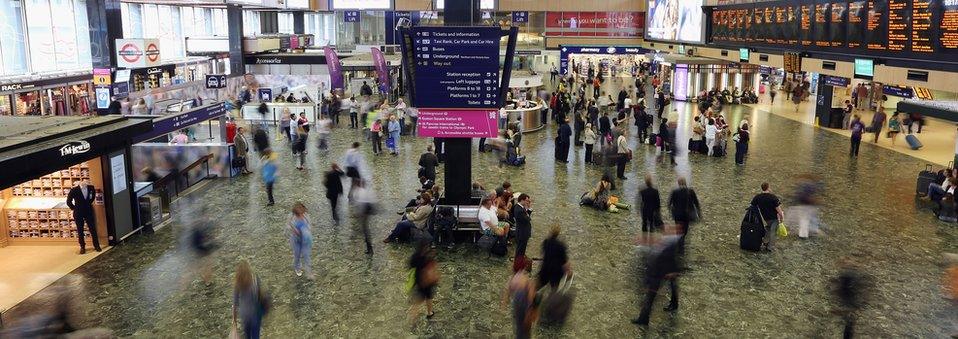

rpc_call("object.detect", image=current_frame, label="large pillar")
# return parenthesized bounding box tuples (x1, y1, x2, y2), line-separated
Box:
(227, 5, 245, 76)
(442, 0, 481, 205)
(85, 0, 122, 69)
(293, 11, 305, 34)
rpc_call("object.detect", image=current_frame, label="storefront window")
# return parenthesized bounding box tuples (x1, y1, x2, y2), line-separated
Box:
(0, 0, 29, 75)
(336, 11, 385, 50)
(51, 0, 79, 69)
(25, 0, 56, 72)
(73, 0, 91, 68)
(243, 10, 261, 36)
(278, 12, 294, 34)
(121, 3, 143, 38)
(142, 5, 158, 39)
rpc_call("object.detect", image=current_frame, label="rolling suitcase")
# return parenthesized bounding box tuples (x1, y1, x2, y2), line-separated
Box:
(938, 198, 957, 223)
(917, 164, 937, 196)
(905, 134, 923, 150)
(740, 205, 765, 252)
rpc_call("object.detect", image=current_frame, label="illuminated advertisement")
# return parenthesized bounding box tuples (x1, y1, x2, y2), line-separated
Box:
(645, 0, 705, 43)
(545, 12, 645, 37)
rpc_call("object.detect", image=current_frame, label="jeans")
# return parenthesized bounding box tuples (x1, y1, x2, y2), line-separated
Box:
(388, 220, 416, 242)
(763, 218, 779, 250)
(350, 113, 358, 128)
(616, 154, 627, 179)
(850, 137, 861, 157)
(636, 277, 678, 325)
(265, 182, 275, 204)
(929, 183, 947, 202)
(584, 144, 594, 164)
(242, 316, 262, 339)
(372, 134, 382, 154)
(290, 234, 312, 274)
(872, 127, 882, 143)
(735, 141, 748, 164)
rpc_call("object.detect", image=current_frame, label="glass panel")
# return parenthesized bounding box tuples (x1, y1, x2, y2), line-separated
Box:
(142, 4, 158, 39)
(203, 8, 213, 35)
(74, 0, 92, 68)
(0, 0, 29, 75)
(130, 3, 143, 38)
(157, 5, 175, 60)
(172, 8, 183, 57)
(25, 0, 56, 72)
(51, 0, 78, 69)
(0, 95, 12, 115)
(181, 7, 193, 38)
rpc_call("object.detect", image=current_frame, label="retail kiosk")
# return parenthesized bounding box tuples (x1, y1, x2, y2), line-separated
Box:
(0, 115, 152, 247)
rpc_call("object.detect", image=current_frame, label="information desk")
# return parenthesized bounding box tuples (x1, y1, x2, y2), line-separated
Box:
(504, 102, 544, 132)
(897, 100, 958, 123)
(241, 102, 318, 125)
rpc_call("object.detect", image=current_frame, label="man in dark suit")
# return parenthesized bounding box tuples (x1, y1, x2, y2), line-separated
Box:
(324, 163, 345, 225)
(418, 146, 439, 182)
(66, 179, 100, 254)
(512, 193, 533, 258)
(639, 175, 662, 233)
(555, 118, 572, 163)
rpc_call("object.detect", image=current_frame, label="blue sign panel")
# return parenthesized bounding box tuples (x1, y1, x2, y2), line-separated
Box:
(258, 88, 273, 102)
(822, 75, 850, 87)
(344, 11, 361, 22)
(406, 26, 503, 109)
(512, 11, 529, 23)
(134, 103, 227, 143)
(883, 85, 914, 98)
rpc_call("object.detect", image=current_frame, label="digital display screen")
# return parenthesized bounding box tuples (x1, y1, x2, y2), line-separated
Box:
(814, 3, 830, 47)
(800, 4, 813, 46)
(911, 0, 934, 53)
(848, 2, 867, 48)
(829, 2, 847, 47)
(887, 0, 909, 51)
(740, 48, 750, 61)
(942, 0, 958, 51)
(855, 58, 875, 77)
(646, 0, 705, 43)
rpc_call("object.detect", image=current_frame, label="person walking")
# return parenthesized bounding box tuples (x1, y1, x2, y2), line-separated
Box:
(751, 182, 784, 251)
(734, 120, 751, 165)
(293, 125, 307, 170)
(667, 177, 701, 253)
(371, 118, 384, 155)
(870, 108, 886, 143)
(288, 202, 314, 279)
(849, 115, 865, 157)
(615, 128, 631, 180)
(832, 259, 869, 339)
(583, 123, 597, 164)
(324, 164, 345, 225)
(512, 193, 533, 258)
(354, 180, 377, 254)
(234, 126, 252, 174)
(66, 179, 100, 254)
(632, 225, 682, 326)
(346, 96, 358, 129)
(506, 257, 538, 339)
(705, 118, 717, 156)
(232, 260, 269, 339)
(887, 112, 902, 146)
(555, 118, 572, 163)
(639, 175, 662, 233)
(408, 242, 439, 322)
(261, 150, 278, 206)
(418, 145, 439, 182)
(842, 100, 854, 129)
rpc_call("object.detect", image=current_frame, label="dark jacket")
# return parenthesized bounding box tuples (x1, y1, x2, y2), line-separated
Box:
(557, 123, 572, 144)
(639, 187, 661, 215)
(512, 203, 532, 240)
(645, 235, 682, 285)
(107, 100, 121, 115)
(418, 152, 439, 180)
(66, 185, 96, 216)
(599, 116, 612, 135)
(668, 187, 701, 223)
(253, 129, 269, 152)
(539, 236, 569, 288)
(323, 169, 345, 199)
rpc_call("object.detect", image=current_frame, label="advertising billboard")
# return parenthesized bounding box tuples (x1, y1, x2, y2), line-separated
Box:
(545, 12, 645, 37)
(332, 0, 390, 10)
(645, 0, 705, 43)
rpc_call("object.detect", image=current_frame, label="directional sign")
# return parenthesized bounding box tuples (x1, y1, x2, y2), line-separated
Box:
(258, 88, 273, 102)
(512, 11, 529, 23)
(205, 74, 228, 89)
(344, 11, 360, 22)
(95, 88, 111, 109)
(407, 26, 503, 109)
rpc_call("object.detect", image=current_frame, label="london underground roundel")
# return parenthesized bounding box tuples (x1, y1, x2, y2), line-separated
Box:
(146, 43, 160, 62)
(118, 43, 142, 63)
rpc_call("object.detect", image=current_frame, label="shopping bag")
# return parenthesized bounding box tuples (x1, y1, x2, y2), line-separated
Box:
(777, 222, 788, 238)
(386, 137, 396, 149)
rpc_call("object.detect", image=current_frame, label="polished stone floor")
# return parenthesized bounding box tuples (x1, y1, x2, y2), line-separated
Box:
(5, 100, 957, 338)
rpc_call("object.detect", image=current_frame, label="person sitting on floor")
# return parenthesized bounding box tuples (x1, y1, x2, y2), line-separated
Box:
(384, 192, 434, 243)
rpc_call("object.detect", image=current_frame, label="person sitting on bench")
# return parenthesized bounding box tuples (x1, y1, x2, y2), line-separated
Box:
(479, 196, 510, 239)
(384, 192, 434, 243)
(435, 206, 458, 249)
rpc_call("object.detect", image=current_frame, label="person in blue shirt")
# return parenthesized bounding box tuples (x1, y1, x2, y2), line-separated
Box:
(387, 114, 402, 155)
(849, 114, 866, 157)
(261, 150, 278, 206)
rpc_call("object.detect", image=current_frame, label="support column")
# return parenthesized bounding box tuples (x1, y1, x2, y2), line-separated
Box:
(442, 0, 481, 205)
(293, 11, 305, 34)
(227, 5, 245, 76)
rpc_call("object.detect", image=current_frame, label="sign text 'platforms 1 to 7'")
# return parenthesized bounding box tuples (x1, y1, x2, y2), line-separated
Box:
(408, 26, 503, 110)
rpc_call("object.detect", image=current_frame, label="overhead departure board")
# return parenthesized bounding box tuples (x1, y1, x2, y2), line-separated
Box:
(708, 0, 958, 62)
(848, 1, 867, 48)
(911, 0, 934, 53)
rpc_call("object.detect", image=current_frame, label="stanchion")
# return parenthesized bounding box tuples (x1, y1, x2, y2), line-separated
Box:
(814, 116, 820, 127)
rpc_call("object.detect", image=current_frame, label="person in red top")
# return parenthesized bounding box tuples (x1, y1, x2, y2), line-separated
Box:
(225, 117, 237, 143)
(592, 77, 601, 98)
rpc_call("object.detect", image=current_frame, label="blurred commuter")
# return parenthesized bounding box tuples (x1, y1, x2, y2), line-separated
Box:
(289, 202, 314, 279)
(832, 259, 869, 339)
(505, 256, 537, 339)
(343, 142, 368, 201)
(354, 180, 377, 254)
(667, 177, 701, 253)
(388, 114, 402, 155)
(408, 242, 439, 322)
(232, 261, 270, 339)
(324, 164, 345, 225)
(184, 218, 217, 285)
(639, 175, 663, 233)
(632, 224, 682, 326)
(261, 150, 278, 206)
(293, 125, 307, 170)
(538, 225, 570, 289)
(849, 114, 865, 157)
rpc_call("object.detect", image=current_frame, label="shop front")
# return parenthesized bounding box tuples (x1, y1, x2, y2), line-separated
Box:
(0, 73, 95, 116)
(558, 45, 649, 77)
(0, 115, 153, 247)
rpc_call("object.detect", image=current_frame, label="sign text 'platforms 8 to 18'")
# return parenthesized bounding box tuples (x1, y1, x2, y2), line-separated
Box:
(408, 26, 503, 110)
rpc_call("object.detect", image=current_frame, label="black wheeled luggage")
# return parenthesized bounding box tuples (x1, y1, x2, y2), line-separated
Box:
(740, 205, 765, 252)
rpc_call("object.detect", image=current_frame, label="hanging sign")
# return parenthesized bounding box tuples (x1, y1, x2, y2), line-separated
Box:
(205, 74, 228, 89)
(344, 11, 361, 22)
(116, 39, 161, 68)
(93, 68, 112, 86)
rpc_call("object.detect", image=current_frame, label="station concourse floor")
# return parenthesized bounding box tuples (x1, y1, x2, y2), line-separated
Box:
(4, 88, 958, 338)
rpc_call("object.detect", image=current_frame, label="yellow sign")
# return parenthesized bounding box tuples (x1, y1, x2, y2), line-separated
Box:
(93, 74, 111, 86)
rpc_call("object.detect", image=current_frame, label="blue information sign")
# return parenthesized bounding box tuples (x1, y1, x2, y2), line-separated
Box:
(258, 88, 273, 102)
(406, 26, 503, 109)
(512, 11, 529, 23)
(344, 11, 360, 23)
(822, 75, 850, 87)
